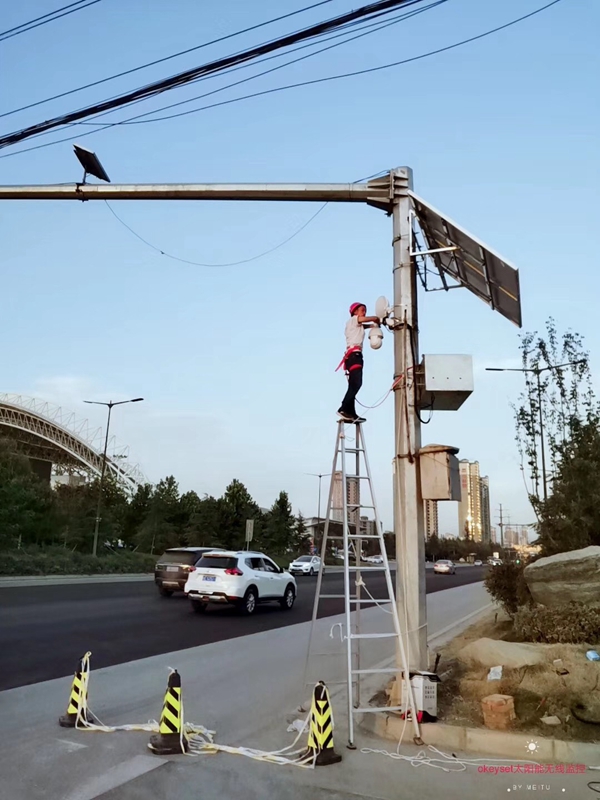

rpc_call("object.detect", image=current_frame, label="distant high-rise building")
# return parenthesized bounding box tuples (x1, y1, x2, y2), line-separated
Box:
(458, 460, 489, 542)
(480, 476, 491, 543)
(424, 500, 439, 539)
(332, 471, 360, 525)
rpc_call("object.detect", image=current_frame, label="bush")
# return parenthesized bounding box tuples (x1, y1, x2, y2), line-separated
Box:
(514, 602, 600, 644)
(484, 561, 532, 616)
(0, 546, 156, 576)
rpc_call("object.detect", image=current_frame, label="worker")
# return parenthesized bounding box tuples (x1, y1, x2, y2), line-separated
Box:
(336, 302, 380, 423)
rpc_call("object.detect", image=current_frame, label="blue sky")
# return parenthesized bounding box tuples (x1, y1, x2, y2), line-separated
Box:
(1, 0, 598, 534)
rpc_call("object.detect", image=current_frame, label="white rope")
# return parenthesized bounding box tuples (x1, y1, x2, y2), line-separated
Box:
(361, 743, 542, 773)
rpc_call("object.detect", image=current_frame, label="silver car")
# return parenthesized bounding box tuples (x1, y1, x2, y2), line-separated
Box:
(288, 555, 321, 576)
(433, 559, 456, 575)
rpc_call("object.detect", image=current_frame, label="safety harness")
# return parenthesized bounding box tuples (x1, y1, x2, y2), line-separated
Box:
(335, 346, 363, 375)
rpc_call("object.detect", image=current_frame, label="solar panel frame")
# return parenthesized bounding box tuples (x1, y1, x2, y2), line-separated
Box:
(409, 191, 522, 327)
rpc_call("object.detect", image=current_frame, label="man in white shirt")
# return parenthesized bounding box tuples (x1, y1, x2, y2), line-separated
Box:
(337, 302, 380, 423)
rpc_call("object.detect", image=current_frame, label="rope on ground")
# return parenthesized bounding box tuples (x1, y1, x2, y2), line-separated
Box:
(360, 743, 542, 773)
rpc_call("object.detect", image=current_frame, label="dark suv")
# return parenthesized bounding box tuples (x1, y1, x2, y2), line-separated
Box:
(154, 547, 224, 597)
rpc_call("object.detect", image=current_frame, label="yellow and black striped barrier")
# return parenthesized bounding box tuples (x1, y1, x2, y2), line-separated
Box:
(304, 681, 342, 766)
(148, 669, 189, 755)
(59, 651, 93, 728)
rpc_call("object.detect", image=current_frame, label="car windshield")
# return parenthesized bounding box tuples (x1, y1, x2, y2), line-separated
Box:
(196, 555, 238, 570)
(296, 556, 312, 562)
(158, 551, 198, 565)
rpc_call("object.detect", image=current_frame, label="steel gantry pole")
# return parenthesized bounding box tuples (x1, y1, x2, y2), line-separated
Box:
(390, 167, 428, 672)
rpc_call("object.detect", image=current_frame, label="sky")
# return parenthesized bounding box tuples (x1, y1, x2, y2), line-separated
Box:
(1, 0, 598, 535)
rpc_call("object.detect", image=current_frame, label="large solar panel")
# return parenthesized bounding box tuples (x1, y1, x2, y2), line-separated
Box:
(410, 191, 522, 327)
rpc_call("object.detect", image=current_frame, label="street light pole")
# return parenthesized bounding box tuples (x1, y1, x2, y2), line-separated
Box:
(486, 361, 585, 503)
(305, 472, 331, 553)
(84, 398, 144, 556)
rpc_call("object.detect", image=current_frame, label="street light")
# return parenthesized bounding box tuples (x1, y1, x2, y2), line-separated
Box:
(305, 472, 331, 552)
(84, 398, 144, 556)
(486, 361, 585, 501)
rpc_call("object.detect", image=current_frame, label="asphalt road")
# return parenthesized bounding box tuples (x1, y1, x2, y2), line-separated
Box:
(0, 566, 487, 691)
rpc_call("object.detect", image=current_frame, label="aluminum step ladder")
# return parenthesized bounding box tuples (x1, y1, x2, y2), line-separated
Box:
(301, 419, 422, 748)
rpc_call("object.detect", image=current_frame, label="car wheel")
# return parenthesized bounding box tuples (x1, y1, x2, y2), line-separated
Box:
(240, 587, 258, 616)
(309, 568, 314, 577)
(280, 584, 295, 610)
(191, 599, 207, 613)
(159, 586, 173, 597)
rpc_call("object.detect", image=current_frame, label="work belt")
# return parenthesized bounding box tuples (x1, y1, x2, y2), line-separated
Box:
(335, 346, 363, 374)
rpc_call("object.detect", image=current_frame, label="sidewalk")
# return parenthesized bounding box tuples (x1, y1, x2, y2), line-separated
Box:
(5, 582, 587, 800)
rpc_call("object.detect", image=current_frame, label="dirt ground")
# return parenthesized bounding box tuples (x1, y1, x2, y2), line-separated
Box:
(424, 609, 600, 742)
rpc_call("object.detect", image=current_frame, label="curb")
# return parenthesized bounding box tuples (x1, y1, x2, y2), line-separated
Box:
(359, 712, 600, 766)
(0, 573, 154, 587)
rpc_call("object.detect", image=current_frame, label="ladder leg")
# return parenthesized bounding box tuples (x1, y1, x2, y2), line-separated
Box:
(300, 423, 343, 705)
(360, 424, 422, 743)
(341, 422, 356, 749)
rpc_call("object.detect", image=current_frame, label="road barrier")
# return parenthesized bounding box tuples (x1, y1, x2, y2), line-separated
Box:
(57, 651, 341, 770)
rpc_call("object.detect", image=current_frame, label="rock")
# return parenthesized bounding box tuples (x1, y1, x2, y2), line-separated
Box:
(458, 638, 546, 669)
(524, 546, 600, 608)
(481, 694, 516, 730)
(540, 715, 561, 726)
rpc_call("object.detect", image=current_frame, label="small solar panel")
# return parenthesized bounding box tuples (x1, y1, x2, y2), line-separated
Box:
(410, 191, 522, 328)
(73, 144, 111, 183)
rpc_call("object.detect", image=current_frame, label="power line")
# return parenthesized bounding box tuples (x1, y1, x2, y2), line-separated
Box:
(0, 0, 103, 43)
(104, 200, 328, 268)
(0, 0, 565, 160)
(0, 0, 427, 149)
(0, 0, 335, 120)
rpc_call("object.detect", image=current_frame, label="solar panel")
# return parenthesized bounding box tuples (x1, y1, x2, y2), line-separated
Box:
(409, 191, 522, 328)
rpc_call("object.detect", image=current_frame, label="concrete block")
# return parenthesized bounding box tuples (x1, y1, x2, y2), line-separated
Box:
(553, 739, 600, 765)
(466, 728, 554, 763)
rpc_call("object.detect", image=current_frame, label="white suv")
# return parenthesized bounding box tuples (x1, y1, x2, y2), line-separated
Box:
(288, 555, 321, 576)
(184, 550, 297, 616)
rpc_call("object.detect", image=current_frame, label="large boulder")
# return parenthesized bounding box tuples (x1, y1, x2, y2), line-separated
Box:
(523, 546, 600, 608)
(458, 638, 547, 669)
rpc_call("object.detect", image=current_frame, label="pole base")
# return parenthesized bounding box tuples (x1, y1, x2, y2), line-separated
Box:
(148, 732, 189, 755)
(303, 747, 342, 766)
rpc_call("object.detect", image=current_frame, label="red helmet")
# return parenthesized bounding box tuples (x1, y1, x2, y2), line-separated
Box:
(349, 302, 365, 315)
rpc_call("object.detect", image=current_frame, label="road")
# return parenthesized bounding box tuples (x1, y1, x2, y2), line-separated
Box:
(0, 566, 487, 691)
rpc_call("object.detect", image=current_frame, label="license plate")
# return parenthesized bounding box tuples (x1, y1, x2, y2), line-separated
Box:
(203, 576, 216, 582)
(166, 566, 179, 572)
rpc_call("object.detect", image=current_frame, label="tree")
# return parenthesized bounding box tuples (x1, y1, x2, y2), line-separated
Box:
(220, 479, 262, 550)
(514, 318, 596, 509)
(264, 491, 295, 554)
(122, 483, 153, 548)
(293, 512, 312, 554)
(135, 476, 181, 554)
(0, 439, 56, 549)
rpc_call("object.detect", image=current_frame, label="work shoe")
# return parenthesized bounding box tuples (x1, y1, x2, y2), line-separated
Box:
(337, 411, 354, 422)
(353, 416, 367, 423)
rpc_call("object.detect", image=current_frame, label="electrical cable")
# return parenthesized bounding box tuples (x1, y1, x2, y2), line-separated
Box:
(0, 0, 103, 42)
(104, 200, 328, 268)
(0, 0, 563, 160)
(0, 0, 336, 119)
(0, 0, 430, 149)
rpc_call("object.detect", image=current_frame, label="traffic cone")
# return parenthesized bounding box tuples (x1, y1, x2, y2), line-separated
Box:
(303, 681, 342, 766)
(149, 670, 189, 755)
(59, 652, 93, 728)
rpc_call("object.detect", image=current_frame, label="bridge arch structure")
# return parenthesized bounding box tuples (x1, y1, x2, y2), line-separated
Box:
(0, 393, 145, 491)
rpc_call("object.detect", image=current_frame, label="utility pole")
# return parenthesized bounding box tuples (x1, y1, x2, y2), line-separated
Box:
(391, 167, 427, 671)
(498, 504, 504, 549)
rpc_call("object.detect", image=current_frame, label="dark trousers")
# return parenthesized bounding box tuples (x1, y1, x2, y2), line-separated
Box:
(339, 352, 363, 417)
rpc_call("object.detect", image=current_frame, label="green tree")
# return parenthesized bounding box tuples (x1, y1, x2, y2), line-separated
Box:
(220, 479, 262, 550)
(122, 483, 153, 548)
(293, 512, 311, 554)
(264, 491, 295, 554)
(0, 439, 56, 549)
(135, 476, 181, 554)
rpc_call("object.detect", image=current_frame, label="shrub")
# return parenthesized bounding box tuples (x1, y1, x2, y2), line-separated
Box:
(484, 561, 532, 616)
(514, 602, 600, 644)
(0, 546, 156, 576)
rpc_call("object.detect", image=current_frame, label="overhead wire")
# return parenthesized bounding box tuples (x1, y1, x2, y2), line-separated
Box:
(0, 0, 565, 160)
(0, 0, 430, 149)
(0, 0, 336, 120)
(0, 0, 103, 43)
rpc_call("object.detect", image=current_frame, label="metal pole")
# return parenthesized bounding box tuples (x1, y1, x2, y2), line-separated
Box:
(536, 370, 548, 502)
(391, 167, 427, 672)
(499, 504, 504, 549)
(317, 475, 322, 551)
(93, 403, 112, 557)
(340, 423, 354, 747)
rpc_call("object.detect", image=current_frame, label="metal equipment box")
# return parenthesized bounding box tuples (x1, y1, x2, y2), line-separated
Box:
(418, 354, 474, 411)
(399, 671, 440, 723)
(420, 444, 461, 501)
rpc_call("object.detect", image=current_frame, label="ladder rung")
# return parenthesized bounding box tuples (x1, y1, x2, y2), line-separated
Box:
(344, 448, 364, 454)
(350, 598, 391, 604)
(347, 504, 375, 510)
(347, 534, 381, 539)
(350, 632, 397, 639)
(352, 706, 403, 714)
(347, 566, 387, 571)
(317, 594, 346, 599)
(351, 668, 400, 675)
